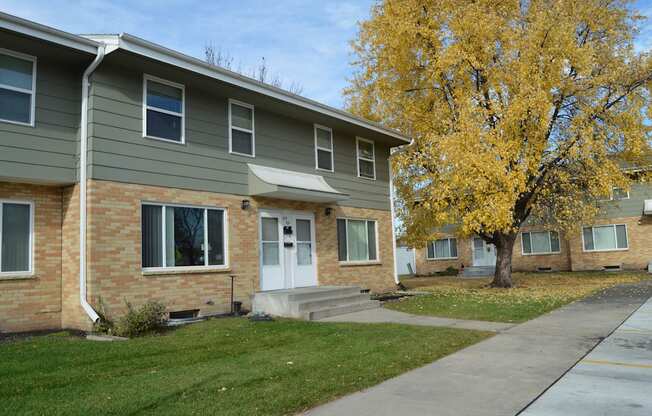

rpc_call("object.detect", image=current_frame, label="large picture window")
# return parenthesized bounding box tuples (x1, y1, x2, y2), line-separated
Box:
(337, 218, 377, 262)
(521, 231, 561, 255)
(142, 203, 227, 270)
(0, 48, 36, 126)
(0, 201, 33, 274)
(427, 238, 458, 260)
(143, 75, 185, 143)
(229, 99, 255, 157)
(582, 224, 628, 252)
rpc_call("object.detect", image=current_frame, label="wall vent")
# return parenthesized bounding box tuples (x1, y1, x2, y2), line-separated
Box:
(536, 267, 553, 272)
(602, 265, 623, 272)
(169, 309, 200, 320)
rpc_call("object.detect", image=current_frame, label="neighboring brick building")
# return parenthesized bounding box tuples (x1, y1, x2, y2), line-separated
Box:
(414, 182, 652, 275)
(0, 14, 407, 333)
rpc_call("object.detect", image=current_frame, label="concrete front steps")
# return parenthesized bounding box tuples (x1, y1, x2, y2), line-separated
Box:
(462, 266, 495, 277)
(252, 286, 380, 320)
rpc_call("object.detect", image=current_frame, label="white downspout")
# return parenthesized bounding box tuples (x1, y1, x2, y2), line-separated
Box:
(79, 44, 105, 323)
(389, 139, 414, 285)
(389, 159, 400, 285)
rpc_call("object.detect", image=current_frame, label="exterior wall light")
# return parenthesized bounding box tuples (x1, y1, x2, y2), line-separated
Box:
(241, 199, 250, 210)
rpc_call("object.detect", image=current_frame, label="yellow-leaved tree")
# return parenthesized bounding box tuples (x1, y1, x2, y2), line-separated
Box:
(346, 0, 652, 287)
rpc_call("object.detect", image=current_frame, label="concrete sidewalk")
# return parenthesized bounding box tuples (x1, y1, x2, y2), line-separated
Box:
(305, 281, 652, 416)
(520, 295, 652, 415)
(318, 306, 516, 332)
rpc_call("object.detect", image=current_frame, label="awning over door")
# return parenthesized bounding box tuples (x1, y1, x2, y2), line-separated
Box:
(248, 163, 349, 203)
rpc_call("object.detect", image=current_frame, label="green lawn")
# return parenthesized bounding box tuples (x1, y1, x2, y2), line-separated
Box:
(388, 271, 652, 323)
(0, 318, 490, 416)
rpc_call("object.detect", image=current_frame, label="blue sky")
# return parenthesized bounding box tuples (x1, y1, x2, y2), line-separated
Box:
(2, 0, 652, 108)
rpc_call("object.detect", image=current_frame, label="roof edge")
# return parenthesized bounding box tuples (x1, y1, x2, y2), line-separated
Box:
(86, 32, 410, 144)
(0, 12, 99, 54)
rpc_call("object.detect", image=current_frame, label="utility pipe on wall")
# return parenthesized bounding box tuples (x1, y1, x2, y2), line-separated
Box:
(79, 44, 106, 323)
(388, 139, 414, 285)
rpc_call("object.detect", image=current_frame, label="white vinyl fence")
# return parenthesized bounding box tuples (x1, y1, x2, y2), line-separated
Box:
(396, 246, 416, 276)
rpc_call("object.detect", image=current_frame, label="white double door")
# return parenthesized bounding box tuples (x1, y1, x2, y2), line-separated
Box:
(259, 209, 317, 291)
(472, 237, 497, 267)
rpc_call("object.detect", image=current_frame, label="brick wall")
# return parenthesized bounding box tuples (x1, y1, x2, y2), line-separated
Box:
(79, 179, 395, 327)
(0, 182, 62, 333)
(414, 235, 472, 276)
(511, 228, 572, 272)
(569, 216, 652, 271)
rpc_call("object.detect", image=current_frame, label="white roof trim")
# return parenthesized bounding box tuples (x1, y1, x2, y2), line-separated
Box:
(0, 12, 99, 54)
(83, 33, 410, 144)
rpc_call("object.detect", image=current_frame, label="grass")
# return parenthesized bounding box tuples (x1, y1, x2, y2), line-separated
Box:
(0, 318, 491, 416)
(388, 271, 652, 323)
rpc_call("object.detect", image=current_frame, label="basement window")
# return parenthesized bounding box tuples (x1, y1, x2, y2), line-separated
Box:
(142, 203, 227, 270)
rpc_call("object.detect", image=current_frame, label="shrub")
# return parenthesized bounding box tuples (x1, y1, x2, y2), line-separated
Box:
(114, 300, 167, 338)
(93, 297, 115, 335)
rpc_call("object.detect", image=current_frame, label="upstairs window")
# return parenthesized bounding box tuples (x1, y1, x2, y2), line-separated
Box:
(427, 238, 458, 260)
(314, 124, 334, 171)
(142, 203, 227, 270)
(582, 224, 628, 252)
(521, 231, 561, 255)
(0, 48, 36, 126)
(0, 201, 33, 275)
(612, 187, 630, 200)
(356, 137, 376, 179)
(229, 99, 255, 157)
(143, 75, 185, 143)
(337, 218, 377, 262)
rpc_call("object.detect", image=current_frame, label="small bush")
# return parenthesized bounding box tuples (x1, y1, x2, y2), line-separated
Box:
(114, 300, 167, 338)
(93, 297, 115, 335)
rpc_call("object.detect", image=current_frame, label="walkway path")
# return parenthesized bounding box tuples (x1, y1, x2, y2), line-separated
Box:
(319, 306, 516, 332)
(520, 295, 652, 415)
(305, 281, 652, 416)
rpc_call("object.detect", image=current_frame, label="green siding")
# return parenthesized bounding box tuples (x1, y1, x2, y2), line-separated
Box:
(598, 183, 652, 219)
(0, 33, 88, 184)
(88, 60, 391, 210)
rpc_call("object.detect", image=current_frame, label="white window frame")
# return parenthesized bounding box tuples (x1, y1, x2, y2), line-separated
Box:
(581, 224, 629, 253)
(337, 217, 380, 264)
(314, 124, 334, 172)
(0, 199, 34, 277)
(610, 187, 630, 200)
(520, 231, 561, 255)
(228, 98, 255, 157)
(426, 237, 458, 260)
(0, 48, 37, 127)
(142, 74, 186, 144)
(356, 137, 376, 180)
(141, 201, 229, 272)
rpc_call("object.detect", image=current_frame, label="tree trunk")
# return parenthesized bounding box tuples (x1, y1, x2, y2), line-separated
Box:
(490, 233, 517, 288)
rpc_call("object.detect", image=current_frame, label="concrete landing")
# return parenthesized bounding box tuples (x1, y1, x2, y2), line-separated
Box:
(520, 295, 652, 415)
(305, 281, 652, 416)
